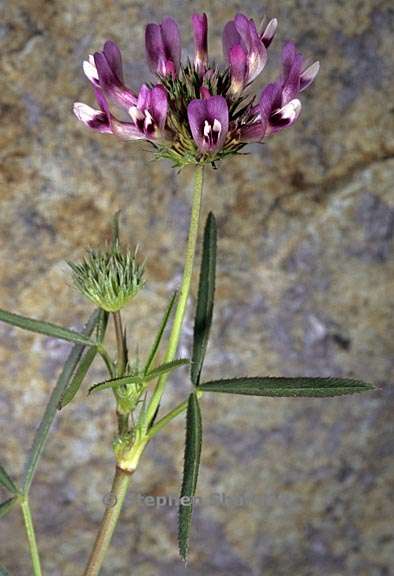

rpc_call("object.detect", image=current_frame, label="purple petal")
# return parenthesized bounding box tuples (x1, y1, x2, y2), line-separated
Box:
(300, 60, 320, 91)
(94, 52, 114, 87)
(206, 95, 229, 123)
(246, 36, 267, 83)
(240, 118, 267, 142)
(93, 86, 110, 115)
(150, 85, 168, 129)
(234, 14, 255, 50)
(111, 119, 147, 140)
(187, 96, 228, 152)
(163, 60, 176, 77)
(260, 18, 278, 48)
(161, 16, 181, 72)
(200, 86, 211, 99)
(103, 40, 124, 82)
(188, 100, 208, 148)
(223, 21, 240, 61)
(234, 13, 267, 83)
(137, 84, 151, 110)
(73, 102, 112, 134)
(145, 23, 164, 73)
(281, 53, 303, 103)
(282, 41, 296, 77)
(94, 52, 137, 108)
(259, 82, 282, 120)
(192, 13, 208, 72)
(229, 44, 247, 93)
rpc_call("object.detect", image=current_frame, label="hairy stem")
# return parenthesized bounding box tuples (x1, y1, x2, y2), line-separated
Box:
(82, 467, 132, 576)
(20, 497, 43, 576)
(145, 165, 204, 427)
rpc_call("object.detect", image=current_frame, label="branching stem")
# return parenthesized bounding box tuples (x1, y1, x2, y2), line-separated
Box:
(82, 166, 204, 575)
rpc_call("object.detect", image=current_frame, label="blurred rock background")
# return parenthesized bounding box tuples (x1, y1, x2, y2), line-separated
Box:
(0, 0, 393, 575)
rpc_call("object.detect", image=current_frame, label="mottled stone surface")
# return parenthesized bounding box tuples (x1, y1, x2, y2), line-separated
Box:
(0, 1, 393, 575)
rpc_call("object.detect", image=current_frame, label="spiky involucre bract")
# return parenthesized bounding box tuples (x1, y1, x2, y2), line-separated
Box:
(69, 241, 145, 312)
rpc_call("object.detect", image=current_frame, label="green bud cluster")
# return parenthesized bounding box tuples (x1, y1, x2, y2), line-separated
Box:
(68, 241, 145, 312)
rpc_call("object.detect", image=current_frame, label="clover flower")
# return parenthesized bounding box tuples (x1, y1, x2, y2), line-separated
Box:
(145, 16, 182, 78)
(74, 12, 319, 168)
(223, 13, 276, 94)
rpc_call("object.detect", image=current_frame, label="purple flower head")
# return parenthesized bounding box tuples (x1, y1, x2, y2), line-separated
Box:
(187, 96, 229, 153)
(223, 13, 269, 94)
(192, 13, 208, 75)
(145, 17, 181, 77)
(83, 41, 137, 109)
(257, 42, 319, 135)
(74, 12, 318, 168)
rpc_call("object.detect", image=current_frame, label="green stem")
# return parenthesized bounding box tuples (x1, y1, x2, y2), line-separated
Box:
(145, 165, 204, 427)
(113, 311, 126, 377)
(147, 390, 203, 439)
(20, 497, 43, 576)
(112, 310, 130, 433)
(82, 467, 132, 576)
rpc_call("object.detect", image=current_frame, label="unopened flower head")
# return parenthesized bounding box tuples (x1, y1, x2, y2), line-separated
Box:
(68, 241, 145, 312)
(74, 12, 319, 168)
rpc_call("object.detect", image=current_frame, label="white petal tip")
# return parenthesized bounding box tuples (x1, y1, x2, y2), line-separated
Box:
(283, 99, 302, 121)
(73, 102, 98, 123)
(83, 59, 99, 83)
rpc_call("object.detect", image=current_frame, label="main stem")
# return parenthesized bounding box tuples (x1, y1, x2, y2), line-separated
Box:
(20, 497, 43, 576)
(146, 165, 204, 426)
(82, 467, 132, 576)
